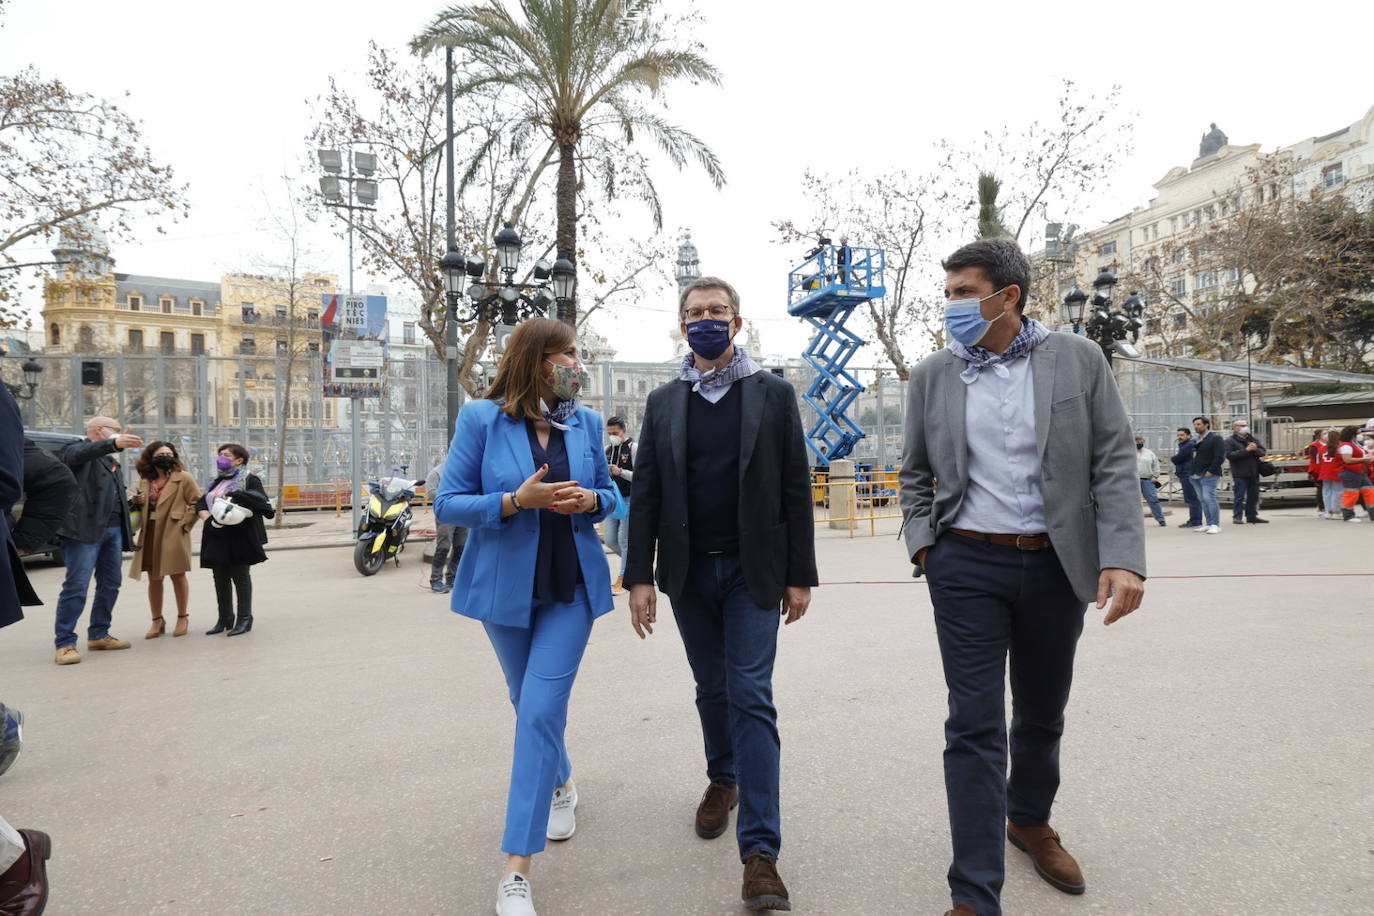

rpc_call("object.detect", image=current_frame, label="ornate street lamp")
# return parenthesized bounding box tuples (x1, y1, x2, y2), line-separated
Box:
(1061, 268, 1145, 362)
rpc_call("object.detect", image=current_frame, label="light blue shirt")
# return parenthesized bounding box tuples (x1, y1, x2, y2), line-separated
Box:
(950, 354, 1047, 534)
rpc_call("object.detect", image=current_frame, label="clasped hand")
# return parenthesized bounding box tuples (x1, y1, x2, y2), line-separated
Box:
(517, 464, 595, 515)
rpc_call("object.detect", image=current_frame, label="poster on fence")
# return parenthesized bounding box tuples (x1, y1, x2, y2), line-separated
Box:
(320, 294, 387, 398)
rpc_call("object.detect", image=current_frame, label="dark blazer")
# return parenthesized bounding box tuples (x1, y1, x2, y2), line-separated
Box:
(1224, 433, 1267, 478)
(196, 474, 275, 567)
(625, 370, 818, 608)
(1, 388, 40, 629)
(1170, 437, 1198, 477)
(1193, 431, 1226, 476)
(10, 439, 77, 553)
(57, 437, 133, 548)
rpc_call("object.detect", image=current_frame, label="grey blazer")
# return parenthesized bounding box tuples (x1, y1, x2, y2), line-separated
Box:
(898, 331, 1146, 602)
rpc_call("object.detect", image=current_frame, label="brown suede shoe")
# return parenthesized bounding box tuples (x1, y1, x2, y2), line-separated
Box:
(741, 851, 790, 911)
(694, 781, 738, 839)
(87, 635, 131, 651)
(943, 906, 976, 915)
(1007, 821, 1085, 894)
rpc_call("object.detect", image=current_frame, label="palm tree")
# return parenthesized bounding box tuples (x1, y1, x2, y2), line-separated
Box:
(413, 0, 726, 326)
(976, 172, 1010, 239)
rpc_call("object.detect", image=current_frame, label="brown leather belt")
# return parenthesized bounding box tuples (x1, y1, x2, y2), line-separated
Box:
(949, 528, 1052, 550)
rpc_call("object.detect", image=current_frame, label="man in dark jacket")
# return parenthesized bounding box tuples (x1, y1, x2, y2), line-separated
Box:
(51, 416, 143, 665)
(0, 385, 54, 914)
(1224, 419, 1269, 524)
(1171, 427, 1202, 528)
(1190, 416, 1226, 533)
(9, 441, 77, 555)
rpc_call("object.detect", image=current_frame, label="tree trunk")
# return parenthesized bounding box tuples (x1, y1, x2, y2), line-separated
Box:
(555, 140, 578, 327)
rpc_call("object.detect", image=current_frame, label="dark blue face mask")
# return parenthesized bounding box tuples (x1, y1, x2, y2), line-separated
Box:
(685, 319, 734, 360)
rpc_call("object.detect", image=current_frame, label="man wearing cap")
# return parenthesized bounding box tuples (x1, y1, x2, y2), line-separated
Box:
(899, 238, 1145, 916)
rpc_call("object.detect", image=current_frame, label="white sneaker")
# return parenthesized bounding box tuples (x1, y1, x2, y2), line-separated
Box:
(547, 781, 577, 841)
(1194, 523, 1211, 532)
(496, 872, 536, 916)
(1204, 525, 1221, 534)
(1346, 516, 1365, 523)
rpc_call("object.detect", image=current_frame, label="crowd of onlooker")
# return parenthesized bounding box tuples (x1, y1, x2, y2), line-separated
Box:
(1135, 416, 1374, 532)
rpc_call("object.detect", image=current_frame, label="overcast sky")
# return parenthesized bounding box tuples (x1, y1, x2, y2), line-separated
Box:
(4, 0, 1372, 364)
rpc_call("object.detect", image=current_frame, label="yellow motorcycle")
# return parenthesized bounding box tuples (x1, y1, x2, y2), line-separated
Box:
(353, 474, 422, 576)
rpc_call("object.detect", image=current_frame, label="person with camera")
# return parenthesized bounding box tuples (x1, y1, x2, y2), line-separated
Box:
(195, 443, 274, 636)
(128, 442, 202, 638)
(51, 416, 144, 666)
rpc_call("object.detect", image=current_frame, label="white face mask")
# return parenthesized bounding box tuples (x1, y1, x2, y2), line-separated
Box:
(1237, 426, 1249, 436)
(608, 435, 623, 446)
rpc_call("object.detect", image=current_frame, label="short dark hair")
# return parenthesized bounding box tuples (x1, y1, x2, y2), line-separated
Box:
(217, 442, 250, 464)
(606, 416, 626, 429)
(135, 441, 183, 479)
(1177, 427, 1192, 436)
(1193, 416, 1211, 428)
(941, 239, 1032, 313)
(678, 276, 741, 318)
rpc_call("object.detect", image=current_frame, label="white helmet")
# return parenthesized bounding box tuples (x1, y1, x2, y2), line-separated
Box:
(210, 497, 253, 527)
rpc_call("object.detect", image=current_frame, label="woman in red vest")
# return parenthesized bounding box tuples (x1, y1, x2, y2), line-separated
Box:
(1332, 425, 1374, 522)
(1315, 429, 1344, 519)
(1303, 430, 1328, 517)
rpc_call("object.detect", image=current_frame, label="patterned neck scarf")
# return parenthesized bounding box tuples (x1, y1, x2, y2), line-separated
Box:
(208, 466, 248, 504)
(680, 347, 762, 392)
(542, 398, 579, 430)
(947, 317, 1051, 384)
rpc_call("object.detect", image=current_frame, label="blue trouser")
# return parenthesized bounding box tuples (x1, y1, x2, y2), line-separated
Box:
(925, 533, 1087, 916)
(54, 525, 124, 649)
(1179, 473, 1202, 525)
(670, 554, 782, 860)
(483, 587, 594, 856)
(603, 502, 630, 579)
(1192, 474, 1221, 526)
(1139, 479, 1164, 524)
(1231, 475, 1260, 521)
(1322, 480, 1342, 514)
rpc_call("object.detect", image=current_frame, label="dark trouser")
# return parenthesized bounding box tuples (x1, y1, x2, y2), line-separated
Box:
(54, 525, 124, 649)
(1179, 472, 1202, 524)
(430, 523, 466, 585)
(925, 533, 1087, 916)
(670, 554, 782, 860)
(211, 565, 252, 623)
(1232, 475, 1260, 521)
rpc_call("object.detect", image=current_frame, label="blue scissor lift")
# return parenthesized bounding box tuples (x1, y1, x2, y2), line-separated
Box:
(787, 245, 886, 465)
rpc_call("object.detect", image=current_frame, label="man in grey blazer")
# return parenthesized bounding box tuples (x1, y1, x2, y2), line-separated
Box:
(899, 239, 1145, 916)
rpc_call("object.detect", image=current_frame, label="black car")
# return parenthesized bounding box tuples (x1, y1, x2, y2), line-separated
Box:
(9, 430, 84, 565)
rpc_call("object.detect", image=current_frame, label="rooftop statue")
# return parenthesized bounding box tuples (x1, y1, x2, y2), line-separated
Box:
(1198, 123, 1228, 159)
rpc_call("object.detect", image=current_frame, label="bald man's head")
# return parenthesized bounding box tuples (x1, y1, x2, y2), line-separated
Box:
(86, 416, 121, 441)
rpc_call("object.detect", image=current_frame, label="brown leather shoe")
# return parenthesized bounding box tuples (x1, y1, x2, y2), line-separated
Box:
(741, 851, 790, 911)
(694, 781, 738, 839)
(943, 906, 976, 915)
(1007, 821, 1085, 894)
(0, 828, 51, 915)
(87, 635, 131, 651)
(53, 647, 80, 666)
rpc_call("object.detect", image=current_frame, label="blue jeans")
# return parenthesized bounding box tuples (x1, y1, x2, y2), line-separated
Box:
(1322, 480, 1342, 514)
(1179, 473, 1202, 525)
(54, 525, 125, 649)
(603, 501, 630, 579)
(1192, 474, 1221, 527)
(483, 586, 594, 856)
(1232, 476, 1260, 521)
(925, 532, 1086, 916)
(1139, 479, 1165, 524)
(670, 554, 782, 859)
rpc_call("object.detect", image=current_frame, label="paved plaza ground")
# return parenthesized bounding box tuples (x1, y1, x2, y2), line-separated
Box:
(1, 504, 1371, 915)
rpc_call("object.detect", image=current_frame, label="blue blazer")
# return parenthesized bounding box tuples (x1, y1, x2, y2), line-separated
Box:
(435, 399, 618, 627)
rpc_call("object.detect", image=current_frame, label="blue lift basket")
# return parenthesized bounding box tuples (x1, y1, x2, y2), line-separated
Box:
(787, 245, 887, 465)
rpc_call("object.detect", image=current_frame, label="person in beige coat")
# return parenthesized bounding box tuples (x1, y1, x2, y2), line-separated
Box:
(128, 442, 202, 637)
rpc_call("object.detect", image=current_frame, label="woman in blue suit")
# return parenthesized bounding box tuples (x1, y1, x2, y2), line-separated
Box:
(435, 316, 617, 916)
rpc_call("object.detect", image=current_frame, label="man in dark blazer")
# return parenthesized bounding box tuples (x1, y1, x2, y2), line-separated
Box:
(626, 276, 817, 913)
(0, 385, 54, 913)
(900, 239, 1145, 916)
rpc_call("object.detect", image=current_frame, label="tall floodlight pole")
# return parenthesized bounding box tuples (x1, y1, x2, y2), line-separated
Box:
(444, 46, 464, 444)
(318, 146, 379, 532)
